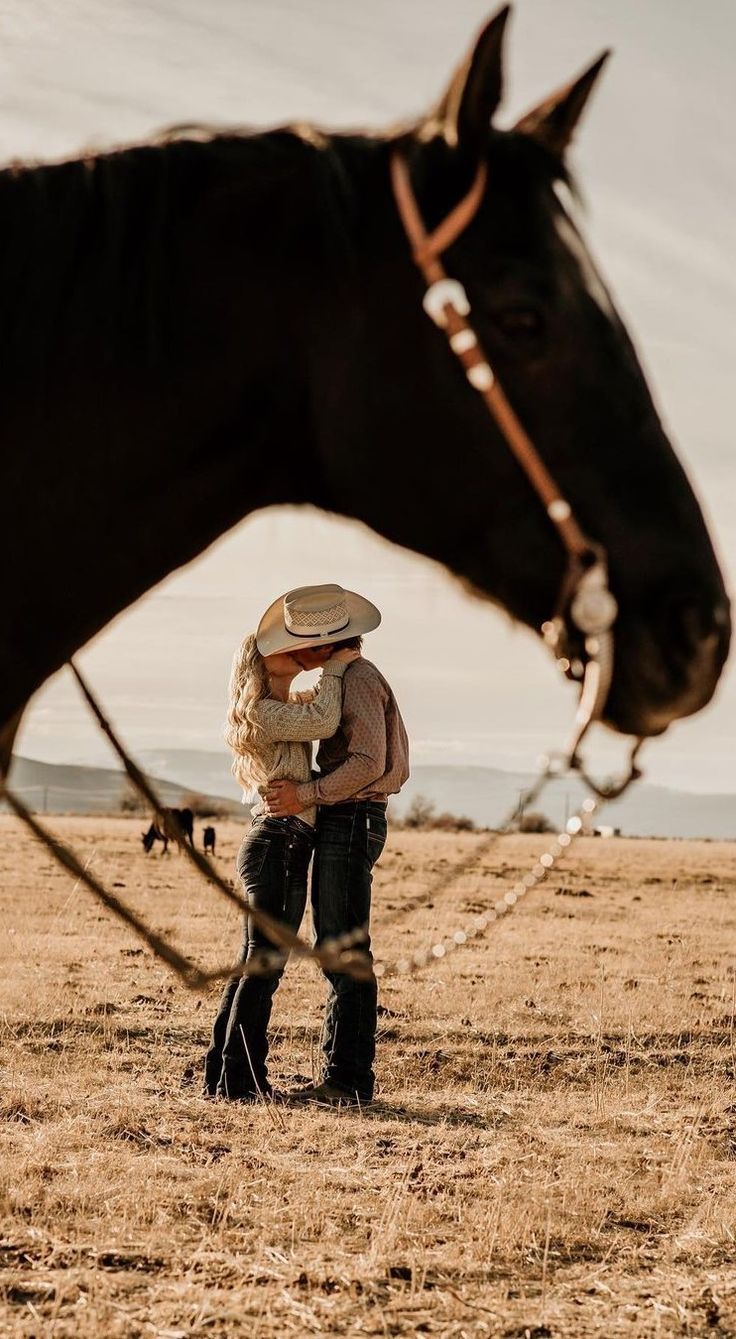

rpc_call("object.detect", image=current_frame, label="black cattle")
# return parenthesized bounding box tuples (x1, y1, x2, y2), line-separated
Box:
(203, 825, 216, 856)
(141, 807, 194, 855)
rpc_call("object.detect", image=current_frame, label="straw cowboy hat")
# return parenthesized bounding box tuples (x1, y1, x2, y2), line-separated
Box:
(256, 583, 381, 657)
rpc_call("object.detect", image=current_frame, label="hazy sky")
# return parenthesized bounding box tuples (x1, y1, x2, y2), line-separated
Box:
(7, 0, 736, 793)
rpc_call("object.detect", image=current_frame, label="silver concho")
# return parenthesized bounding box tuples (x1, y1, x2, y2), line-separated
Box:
(422, 278, 470, 328)
(570, 571, 618, 636)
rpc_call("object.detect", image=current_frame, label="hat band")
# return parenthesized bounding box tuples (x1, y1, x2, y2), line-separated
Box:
(284, 615, 350, 640)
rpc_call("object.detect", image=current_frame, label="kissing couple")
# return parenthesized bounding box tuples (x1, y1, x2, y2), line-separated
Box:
(204, 582, 409, 1108)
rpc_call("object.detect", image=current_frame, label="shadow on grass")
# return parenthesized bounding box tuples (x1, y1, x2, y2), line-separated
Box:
(331, 1098, 498, 1129)
(3, 1015, 210, 1049)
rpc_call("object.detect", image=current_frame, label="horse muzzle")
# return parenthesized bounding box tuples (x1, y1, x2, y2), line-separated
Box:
(601, 593, 731, 737)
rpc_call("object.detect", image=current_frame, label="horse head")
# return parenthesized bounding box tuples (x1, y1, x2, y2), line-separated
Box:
(312, 6, 729, 738)
(0, 6, 728, 763)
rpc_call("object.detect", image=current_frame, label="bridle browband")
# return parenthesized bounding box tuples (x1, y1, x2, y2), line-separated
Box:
(390, 149, 629, 773)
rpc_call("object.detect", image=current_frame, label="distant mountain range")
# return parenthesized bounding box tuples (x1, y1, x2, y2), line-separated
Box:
(399, 765, 736, 841)
(3, 749, 735, 839)
(3, 753, 241, 818)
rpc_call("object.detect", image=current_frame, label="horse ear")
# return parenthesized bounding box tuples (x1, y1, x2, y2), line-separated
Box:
(429, 6, 511, 150)
(514, 51, 610, 155)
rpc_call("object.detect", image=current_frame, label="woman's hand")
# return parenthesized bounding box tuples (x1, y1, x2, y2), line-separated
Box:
(330, 646, 361, 664)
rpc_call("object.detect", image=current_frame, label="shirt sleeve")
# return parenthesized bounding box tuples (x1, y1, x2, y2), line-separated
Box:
(253, 661, 346, 742)
(296, 668, 387, 806)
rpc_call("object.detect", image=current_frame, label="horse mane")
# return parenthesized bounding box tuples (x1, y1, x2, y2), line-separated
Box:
(0, 121, 359, 382)
(0, 116, 578, 390)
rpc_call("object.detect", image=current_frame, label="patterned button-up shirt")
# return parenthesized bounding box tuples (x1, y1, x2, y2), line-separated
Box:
(296, 658, 410, 808)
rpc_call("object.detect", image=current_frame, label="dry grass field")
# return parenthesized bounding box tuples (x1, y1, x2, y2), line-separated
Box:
(2, 815, 736, 1337)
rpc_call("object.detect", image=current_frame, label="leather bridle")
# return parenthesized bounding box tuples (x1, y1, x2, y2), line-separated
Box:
(0, 148, 646, 999)
(390, 149, 622, 766)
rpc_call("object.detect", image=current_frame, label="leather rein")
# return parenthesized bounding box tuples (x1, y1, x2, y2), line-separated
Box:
(390, 150, 625, 773)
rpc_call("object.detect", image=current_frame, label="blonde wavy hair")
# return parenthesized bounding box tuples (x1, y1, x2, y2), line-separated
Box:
(224, 633, 272, 791)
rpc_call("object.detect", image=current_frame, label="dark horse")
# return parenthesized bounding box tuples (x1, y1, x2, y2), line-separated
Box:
(0, 7, 729, 774)
(142, 807, 194, 855)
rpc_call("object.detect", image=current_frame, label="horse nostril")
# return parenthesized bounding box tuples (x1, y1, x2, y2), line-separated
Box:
(667, 597, 731, 666)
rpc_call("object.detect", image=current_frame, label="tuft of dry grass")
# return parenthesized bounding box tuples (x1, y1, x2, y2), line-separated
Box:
(2, 816, 736, 1335)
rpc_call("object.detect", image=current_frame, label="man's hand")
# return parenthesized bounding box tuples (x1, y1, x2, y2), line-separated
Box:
(264, 780, 304, 817)
(329, 646, 361, 664)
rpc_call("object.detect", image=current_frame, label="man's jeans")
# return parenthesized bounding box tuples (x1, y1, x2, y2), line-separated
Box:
(311, 799, 387, 1101)
(204, 815, 313, 1099)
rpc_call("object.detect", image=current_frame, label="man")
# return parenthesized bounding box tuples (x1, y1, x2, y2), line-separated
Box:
(258, 582, 409, 1106)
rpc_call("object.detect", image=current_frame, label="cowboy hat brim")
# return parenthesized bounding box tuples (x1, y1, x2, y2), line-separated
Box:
(256, 589, 382, 657)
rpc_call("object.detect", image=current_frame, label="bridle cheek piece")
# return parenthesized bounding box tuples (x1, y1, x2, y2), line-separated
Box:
(390, 149, 630, 777)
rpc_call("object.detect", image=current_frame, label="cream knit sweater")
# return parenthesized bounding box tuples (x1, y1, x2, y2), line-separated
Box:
(246, 659, 347, 826)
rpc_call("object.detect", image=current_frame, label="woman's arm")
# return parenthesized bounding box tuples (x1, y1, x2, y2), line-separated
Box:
(254, 661, 347, 742)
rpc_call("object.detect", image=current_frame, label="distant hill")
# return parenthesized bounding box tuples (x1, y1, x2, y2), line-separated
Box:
(398, 766, 736, 841)
(3, 755, 241, 817)
(5, 750, 735, 839)
(137, 749, 242, 805)
(139, 750, 736, 840)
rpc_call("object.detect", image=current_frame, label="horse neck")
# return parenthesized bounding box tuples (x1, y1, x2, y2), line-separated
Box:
(0, 128, 371, 732)
(0, 129, 356, 498)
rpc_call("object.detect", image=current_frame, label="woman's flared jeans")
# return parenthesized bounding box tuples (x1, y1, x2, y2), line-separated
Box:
(204, 815, 313, 1099)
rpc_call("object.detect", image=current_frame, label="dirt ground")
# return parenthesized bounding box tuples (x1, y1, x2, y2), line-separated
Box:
(1, 815, 736, 1337)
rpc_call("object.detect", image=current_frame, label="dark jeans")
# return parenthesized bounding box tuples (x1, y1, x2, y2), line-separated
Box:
(312, 799, 387, 1100)
(204, 815, 313, 1098)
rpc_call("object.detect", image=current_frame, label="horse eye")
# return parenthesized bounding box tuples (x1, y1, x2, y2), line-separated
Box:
(496, 308, 545, 342)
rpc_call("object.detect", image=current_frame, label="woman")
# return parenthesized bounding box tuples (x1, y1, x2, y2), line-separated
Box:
(204, 632, 357, 1101)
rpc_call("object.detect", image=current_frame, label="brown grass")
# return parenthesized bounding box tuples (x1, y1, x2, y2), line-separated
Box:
(2, 816, 736, 1336)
